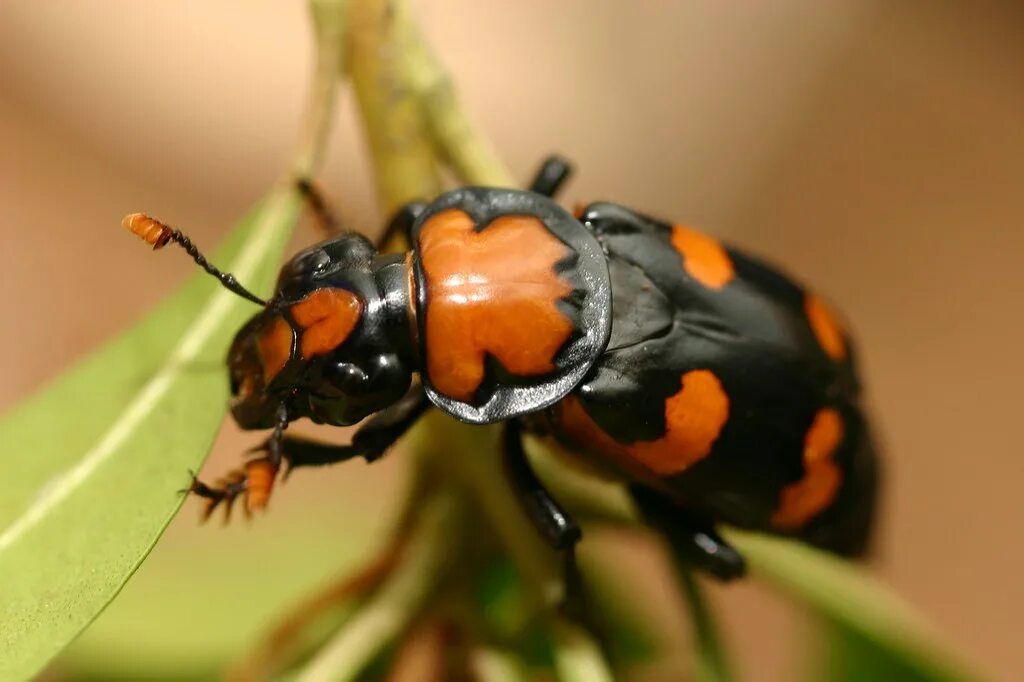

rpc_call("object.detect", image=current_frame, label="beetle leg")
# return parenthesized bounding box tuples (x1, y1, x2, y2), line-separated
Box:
(503, 421, 588, 616)
(189, 385, 430, 521)
(378, 201, 427, 251)
(188, 470, 249, 523)
(295, 178, 340, 236)
(295, 177, 418, 250)
(503, 421, 581, 550)
(271, 383, 430, 475)
(529, 155, 574, 198)
(630, 486, 747, 581)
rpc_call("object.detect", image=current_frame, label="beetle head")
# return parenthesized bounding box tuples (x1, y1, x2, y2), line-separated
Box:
(227, 234, 413, 429)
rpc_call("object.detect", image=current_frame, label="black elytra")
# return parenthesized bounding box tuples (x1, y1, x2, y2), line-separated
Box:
(136, 155, 878, 583)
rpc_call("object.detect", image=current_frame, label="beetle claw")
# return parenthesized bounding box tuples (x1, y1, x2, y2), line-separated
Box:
(187, 470, 249, 525)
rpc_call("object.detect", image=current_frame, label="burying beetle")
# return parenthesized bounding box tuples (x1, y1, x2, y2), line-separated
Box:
(124, 156, 876, 581)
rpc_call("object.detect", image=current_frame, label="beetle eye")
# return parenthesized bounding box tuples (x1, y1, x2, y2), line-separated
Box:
(296, 250, 330, 276)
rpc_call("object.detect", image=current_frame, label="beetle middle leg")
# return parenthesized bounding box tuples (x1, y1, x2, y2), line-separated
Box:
(502, 421, 586, 614)
(630, 486, 747, 581)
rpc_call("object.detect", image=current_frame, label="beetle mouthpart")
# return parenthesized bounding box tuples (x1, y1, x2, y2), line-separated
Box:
(122, 213, 172, 249)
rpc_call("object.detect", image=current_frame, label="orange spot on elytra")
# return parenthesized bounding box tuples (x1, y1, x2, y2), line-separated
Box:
(805, 294, 847, 361)
(256, 316, 293, 382)
(419, 208, 575, 404)
(556, 369, 730, 476)
(772, 408, 844, 529)
(670, 225, 735, 289)
(291, 288, 362, 359)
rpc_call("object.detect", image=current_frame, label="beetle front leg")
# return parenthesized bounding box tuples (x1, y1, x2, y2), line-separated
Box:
(188, 469, 249, 522)
(190, 387, 429, 521)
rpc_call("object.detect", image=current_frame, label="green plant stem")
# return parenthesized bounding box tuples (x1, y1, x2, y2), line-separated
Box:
(401, 29, 513, 187)
(550, 619, 615, 682)
(289, 0, 348, 179)
(468, 646, 527, 682)
(345, 0, 444, 216)
(296, 490, 459, 682)
(412, 413, 564, 607)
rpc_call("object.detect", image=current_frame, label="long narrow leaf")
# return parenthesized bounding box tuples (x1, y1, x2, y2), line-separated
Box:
(813, 617, 960, 682)
(727, 530, 984, 682)
(0, 188, 299, 680)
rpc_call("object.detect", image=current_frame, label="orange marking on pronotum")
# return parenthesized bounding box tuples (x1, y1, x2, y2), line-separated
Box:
(557, 369, 730, 476)
(418, 208, 575, 404)
(256, 317, 293, 383)
(805, 294, 847, 361)
(670, 225, 735, 289)
(290, 288, 363, 359)
(772, 407, 844, 529)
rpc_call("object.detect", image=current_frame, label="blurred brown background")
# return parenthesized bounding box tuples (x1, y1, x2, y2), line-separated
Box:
(1, 1, 1022, 680)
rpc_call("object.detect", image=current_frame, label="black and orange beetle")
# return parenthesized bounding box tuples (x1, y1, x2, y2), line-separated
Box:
(124, 157, 877, 580)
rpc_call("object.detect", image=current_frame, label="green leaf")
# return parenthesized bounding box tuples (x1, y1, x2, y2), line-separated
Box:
(727, 530, 985, 682)
(675, 566, 732, 682)
(579, 540, 663, 669)
(57, 480, 388, 680)
(0, 187, 300, 681)
(812, 616, 956, 682)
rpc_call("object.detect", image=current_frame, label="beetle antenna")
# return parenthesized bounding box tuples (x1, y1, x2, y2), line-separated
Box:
(121, 213, 267, 306)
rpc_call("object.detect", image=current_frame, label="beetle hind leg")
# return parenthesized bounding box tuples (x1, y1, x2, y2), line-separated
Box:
(502, 422, 588, 617)
(631, 486, 747, 582)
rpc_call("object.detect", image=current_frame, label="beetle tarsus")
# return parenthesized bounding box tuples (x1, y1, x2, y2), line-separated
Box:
(188, 470, 249, 524)
(529, 155, 574, 198)
(631, 486, 747, 581)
